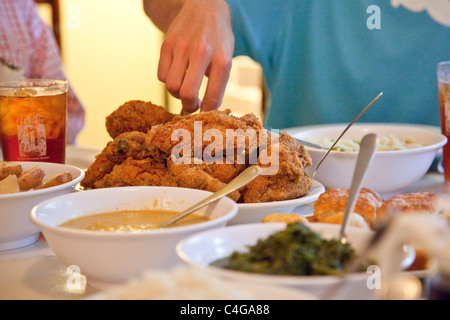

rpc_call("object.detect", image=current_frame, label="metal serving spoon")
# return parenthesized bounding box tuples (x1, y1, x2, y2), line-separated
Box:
(311, 92, 383, 179)
(264, 92, 383, 152)
(158, 165, 262, 228)
(339, 133, 379, 244)
(319, 133, 378, 300)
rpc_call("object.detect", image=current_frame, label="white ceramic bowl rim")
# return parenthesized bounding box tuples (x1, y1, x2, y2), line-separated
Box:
(237, 180, 325, 209)
(295, 123, 447, 155)
(0, 163, 85, 199)
(30, 186, 238, 238)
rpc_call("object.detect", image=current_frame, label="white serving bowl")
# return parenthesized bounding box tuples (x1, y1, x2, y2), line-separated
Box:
(30, 186, 238, 288)
(176, 222, 415, 299)
(231, 180, 325, 225)
(289, 123, 447, 196)
(0, 162, 84, 250)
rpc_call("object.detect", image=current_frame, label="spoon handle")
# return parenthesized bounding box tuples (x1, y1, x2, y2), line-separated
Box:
(339, 133, 379, 243)
(159, 165, 262, 228)
(312, 92, 383, 179)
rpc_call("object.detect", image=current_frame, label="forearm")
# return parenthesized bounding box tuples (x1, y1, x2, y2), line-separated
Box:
(143, 0, 184, 32)
(143, 0, 234, 113)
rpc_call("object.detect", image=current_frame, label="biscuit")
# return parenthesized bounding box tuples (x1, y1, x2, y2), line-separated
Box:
(377, 192, 443, 224)
(313, 188, 382, 227)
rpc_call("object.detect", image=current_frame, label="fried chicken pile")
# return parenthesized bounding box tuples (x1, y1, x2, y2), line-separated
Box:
(81, 100, 313, 203)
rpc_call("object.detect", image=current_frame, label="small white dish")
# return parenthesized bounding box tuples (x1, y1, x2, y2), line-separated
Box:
(0, 162, 84, 251)
(231, 180, 325, 225)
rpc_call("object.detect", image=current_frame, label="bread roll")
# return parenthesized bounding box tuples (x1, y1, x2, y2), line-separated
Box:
(313, 188, 382, 227)
(377, 192, 445, 224)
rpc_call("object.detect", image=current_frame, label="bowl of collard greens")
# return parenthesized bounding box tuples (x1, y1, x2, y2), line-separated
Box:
(176, 222, 414, 299)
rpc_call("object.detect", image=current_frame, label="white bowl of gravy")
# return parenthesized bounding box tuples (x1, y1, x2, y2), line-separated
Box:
(30, 186, 237, 288)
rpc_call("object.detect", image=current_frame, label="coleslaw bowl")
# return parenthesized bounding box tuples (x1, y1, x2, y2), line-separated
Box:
(288, 123, 447, 195)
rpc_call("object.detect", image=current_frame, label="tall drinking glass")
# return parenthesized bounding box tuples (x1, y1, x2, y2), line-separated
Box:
(0, 79, 68, 163)
(438, 62, 450, 184)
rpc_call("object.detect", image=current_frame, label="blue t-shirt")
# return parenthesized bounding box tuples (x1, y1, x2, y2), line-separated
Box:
(226, 0, 450, 129)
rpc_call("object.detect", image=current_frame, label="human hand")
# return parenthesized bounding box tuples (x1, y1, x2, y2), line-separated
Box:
(157, 0, 234, 113)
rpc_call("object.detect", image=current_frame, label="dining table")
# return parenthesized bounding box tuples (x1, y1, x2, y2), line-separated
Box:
(0, 145, 449, 300)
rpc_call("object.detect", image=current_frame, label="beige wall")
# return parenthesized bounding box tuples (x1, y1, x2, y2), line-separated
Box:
(54, 0, 165, 148)
(39, 1, 263, 149)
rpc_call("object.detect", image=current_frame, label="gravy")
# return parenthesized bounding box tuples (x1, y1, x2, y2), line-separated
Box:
(59, 209, 210, 232)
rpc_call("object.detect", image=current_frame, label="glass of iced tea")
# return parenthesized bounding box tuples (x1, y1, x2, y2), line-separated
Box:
(438, 62, 450, 184)
(0, 79, 68, 163)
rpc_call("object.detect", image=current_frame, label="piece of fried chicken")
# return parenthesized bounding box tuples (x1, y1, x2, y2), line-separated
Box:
(93, 158, 168, 189)
(105, 100, 175, 139)
(80, 149, 115, 189)
(149, 109, 263, 162)
(104, 129, 159, 164)
(83, 104, 313, 204)
(161, 158, 241, 201)
(241, 132, 312, 203)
